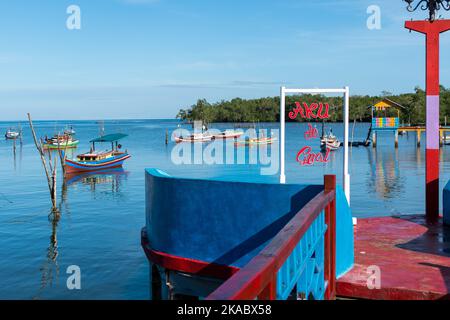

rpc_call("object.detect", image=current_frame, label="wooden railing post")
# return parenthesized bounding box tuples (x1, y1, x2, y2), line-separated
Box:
(324, 175, 336, 300)
(257, 274, 277, 300)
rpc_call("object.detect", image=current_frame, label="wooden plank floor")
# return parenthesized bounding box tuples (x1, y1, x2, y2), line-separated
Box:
(337, 215, 450, 300)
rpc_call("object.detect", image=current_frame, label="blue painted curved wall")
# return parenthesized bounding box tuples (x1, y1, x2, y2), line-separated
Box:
(145, 168, 354, 278)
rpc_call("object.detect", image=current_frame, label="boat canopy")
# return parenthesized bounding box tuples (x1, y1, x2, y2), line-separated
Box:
(90, 133, 128, 143)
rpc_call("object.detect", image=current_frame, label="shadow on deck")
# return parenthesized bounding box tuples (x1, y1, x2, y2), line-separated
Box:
(337, 215, 450, 300)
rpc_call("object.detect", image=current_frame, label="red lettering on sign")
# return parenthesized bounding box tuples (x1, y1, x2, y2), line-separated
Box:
(289, 102, 305, 120)
(304, 103, 318, 119)
(304, 123, 318, 140)
(296, 146, 331, 166)
(318, 102, 329, 119)
(289, 102, 330, 120)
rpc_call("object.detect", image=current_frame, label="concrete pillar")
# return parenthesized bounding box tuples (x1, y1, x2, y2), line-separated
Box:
(372, 131, 377, 148)
(405, 19, 450, 223)
(150, 264, 163, 300)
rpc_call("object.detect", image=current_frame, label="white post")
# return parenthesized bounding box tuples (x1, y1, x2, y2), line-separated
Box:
(343, 86, 350, 204)
(279, 86, 350, 202)
(280, 86, 286, 184)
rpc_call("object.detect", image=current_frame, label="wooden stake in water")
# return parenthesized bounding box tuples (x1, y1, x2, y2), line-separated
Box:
(445, 116, 448, 142)
(18, 122, 23, 145)
(57, 134, 68, 176)
(27, 113, 58, 211)
(46, 150, 57, 209)
(351, 119, 356, 147)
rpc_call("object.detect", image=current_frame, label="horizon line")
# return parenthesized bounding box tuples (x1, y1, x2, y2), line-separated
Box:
(0, 117, 180, 123)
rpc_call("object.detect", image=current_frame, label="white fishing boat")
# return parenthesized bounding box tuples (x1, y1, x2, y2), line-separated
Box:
(174, 132, 213, 143)
(64, 125, 76, 135)
(5, 128, 20, 140)
(321, 138, 341, 151)
(443, 135, 450, 145)
(235, 136, 277, 147)
(320, 131, 338, 143)
(212, 130, 244, 140)
(320, 129, 341, 151)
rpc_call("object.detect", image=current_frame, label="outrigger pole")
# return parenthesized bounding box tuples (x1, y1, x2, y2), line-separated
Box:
(279, 87, 351, 204)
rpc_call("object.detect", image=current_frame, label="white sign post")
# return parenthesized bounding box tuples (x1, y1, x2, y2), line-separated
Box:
(279, 86, 351, 205)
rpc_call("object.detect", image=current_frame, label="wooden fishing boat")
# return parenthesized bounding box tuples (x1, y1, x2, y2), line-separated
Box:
(174, 133, 213, 143)
(43, 133, 79, 149)
(321, 139, 341, 151)
(5, 128, 20, 140)
(320, 129, 341, 151)
(211, 130, 244, 140)
(234, 137, 277, 147)
(64, 125, 76, 135)
(320, 131, 338, 143)
(65, 133, 130, 174)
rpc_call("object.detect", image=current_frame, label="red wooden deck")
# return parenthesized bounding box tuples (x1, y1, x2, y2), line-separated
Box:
(337, 215, 450, 300)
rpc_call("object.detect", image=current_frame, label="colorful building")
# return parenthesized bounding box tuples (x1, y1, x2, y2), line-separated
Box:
(370, 98, 404, 148)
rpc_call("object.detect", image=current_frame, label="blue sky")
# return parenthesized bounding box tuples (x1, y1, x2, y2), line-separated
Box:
(1, 0, 450, 120)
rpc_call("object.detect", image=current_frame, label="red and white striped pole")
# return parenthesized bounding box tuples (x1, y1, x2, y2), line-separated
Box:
(405, 20, 450, 223)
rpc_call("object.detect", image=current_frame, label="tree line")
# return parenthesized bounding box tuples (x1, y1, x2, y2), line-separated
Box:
(176, 86, 450, 125)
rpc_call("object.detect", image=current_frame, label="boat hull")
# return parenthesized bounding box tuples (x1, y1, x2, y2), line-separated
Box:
(43, 140, 79, 149)
(321, 141, 340, 151)
(5, 132, 20, 140)
(65, 154, 131, 173)
(235, 137, 276, 147)
(175, 136, 212, 143)
(212, 132, 243, 140)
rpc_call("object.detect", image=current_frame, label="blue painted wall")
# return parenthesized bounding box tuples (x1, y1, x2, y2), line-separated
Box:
(335, 187, 354, 278)
(443, 180, 450, 226)
(145, 168, 354, 277)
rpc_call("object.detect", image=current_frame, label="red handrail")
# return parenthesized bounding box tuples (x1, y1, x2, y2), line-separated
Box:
(206, 175, 336, 300)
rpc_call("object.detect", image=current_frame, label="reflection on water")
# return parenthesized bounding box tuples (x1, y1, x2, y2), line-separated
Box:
(367, 147, 405, 199)
(416, 146, 422, 167)
(33, 169, 129, 299)
(7, 138, 22, 172)
(13, 141, 17, 171)
(60, 180, 68, 208)
(36, 210, 60, 299)
(65, 169, 129, 200)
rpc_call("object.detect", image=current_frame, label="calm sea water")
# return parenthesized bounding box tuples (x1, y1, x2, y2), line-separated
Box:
(1, 119, 449, 299)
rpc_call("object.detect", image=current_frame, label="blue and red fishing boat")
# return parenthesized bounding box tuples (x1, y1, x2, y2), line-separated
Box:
(65, 133, 131, 174)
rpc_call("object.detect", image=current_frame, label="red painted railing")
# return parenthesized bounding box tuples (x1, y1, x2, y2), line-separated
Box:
(206, 175, 337, 300)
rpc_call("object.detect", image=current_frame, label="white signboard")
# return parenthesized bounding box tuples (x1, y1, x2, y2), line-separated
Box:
(280, 86, 350, 204)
